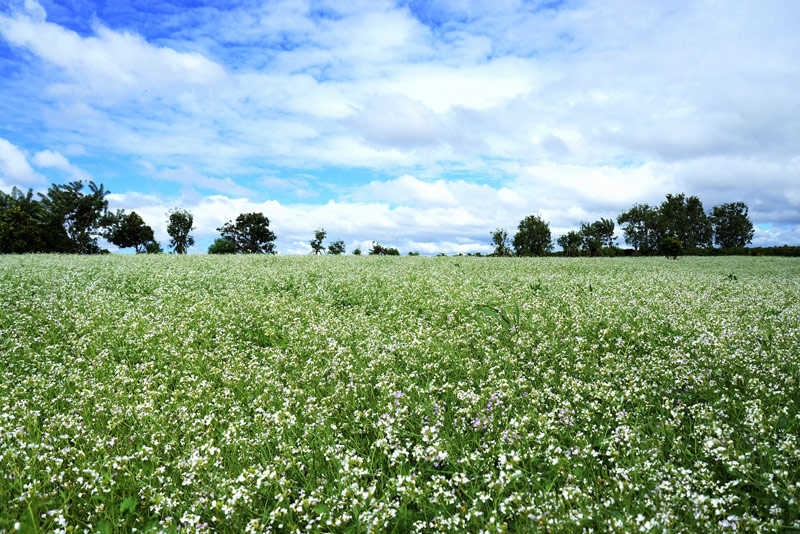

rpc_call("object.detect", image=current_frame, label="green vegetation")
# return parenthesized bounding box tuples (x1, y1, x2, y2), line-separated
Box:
(1, 255, 798, 532)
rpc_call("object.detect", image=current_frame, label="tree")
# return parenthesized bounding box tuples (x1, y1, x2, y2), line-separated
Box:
(659, 193, 712, 249)
(490, 228, 512, 256)
(218, 212, 276, 254)
(208, 237, 237, 254)
(103, 210, 155, 253)
(617, 203, 660, 253)
(369, 242, 400, 255)
(310, 228, 326, 255)
(327, 240, 345, 255)
(144, 240, 163, 254)
(661, 236, 682, 259)
(512, 215, 552, 256)
(353, 247, 362, 255)
(167, 209, 195, 254)
(557, 231, 583, 257)
(580, 218, 615, 256)
(711, 202, 754, 248)
(38, 180, 110, 254)
(686, 195, 713, 249)
(1, 187, 69, 253)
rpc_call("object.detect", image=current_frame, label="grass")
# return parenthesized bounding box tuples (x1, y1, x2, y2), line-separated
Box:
(0, 255, 798, 533)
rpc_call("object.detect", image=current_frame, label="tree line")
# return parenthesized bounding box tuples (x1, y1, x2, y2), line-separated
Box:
(0, 182, 276, 255)
(0, 181, 372, 255)
(492, 193, 757, 258)
(0, 182, 787, 257)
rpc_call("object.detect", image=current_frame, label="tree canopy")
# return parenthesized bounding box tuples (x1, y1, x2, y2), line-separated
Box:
(512, 215, 552, 256)
(104, 210, 155, 253)
(217, 212, 276, 254)
(310, 228, 326, 255)
(712, 202, 755, 248)
(167, 209, 195, 254)
(327, 240, 345, 255)
(490, 228, 512, 257)
(557, 230, 583, 257)
(38, 180, 110, 254)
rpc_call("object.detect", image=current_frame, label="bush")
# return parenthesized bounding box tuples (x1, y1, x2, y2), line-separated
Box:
(208, 237, 238, 254)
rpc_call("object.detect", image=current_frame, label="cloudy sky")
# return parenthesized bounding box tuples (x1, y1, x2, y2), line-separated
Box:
(1, 0, 799, 253)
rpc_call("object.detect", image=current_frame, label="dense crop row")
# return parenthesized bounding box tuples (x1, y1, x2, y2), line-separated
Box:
(1, 256, 798, 533)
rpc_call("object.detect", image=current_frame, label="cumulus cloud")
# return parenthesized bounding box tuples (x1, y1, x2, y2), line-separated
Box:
(0, 2, 225, 102)
(0, 137, 42, 187)
(2, 1, 800, 248)
(31, 150, 91, 180)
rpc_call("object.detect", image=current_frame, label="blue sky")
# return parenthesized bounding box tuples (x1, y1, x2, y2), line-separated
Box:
(1, 0, 799, 253)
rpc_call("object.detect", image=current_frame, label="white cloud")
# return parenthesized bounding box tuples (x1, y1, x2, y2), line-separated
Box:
(151, 165, 255, 198)
(31, 150, 91, 180)
(3, 1, 800, 246)
(0, 137, 42, 187)
(0, 4, 225, 102)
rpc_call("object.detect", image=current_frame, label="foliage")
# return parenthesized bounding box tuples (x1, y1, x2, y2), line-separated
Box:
(490, 228, 512, 256)
(369, 242, 400, 255)
(103, 210, 155, 253)
(580, 218, 615, 256)
(556, 230, 583, 257)
(660, 236, 682, 259)
(310, 228, 327, 255)
(712, 201, 755, 248)
(38, 180, 110, 254)
(208, 237, 238, 254)
(217, 212, 276, 254)
(617, 203, 660, 253)
(353, 247, 362, 255)
(2, 255, 799, 532)
(143, 240, 163, 254)
(0, 187, 69, 253)
(512, 215, 552, 256)
(167, 208, 195, 254)
(659, 193, 712, 249)
(327, 239, 345, 255)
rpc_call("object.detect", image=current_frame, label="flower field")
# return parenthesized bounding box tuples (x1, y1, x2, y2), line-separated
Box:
(1, 255, 799, 533)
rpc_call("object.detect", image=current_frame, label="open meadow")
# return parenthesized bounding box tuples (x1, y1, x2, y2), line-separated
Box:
(1, 255, 799, 533)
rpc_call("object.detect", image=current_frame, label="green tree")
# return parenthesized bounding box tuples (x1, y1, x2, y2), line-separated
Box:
(104, 210, 155, 253)
(38, 180, 110, 254)
(144, 240, 163, 254)
(686, 195, 713, 249)
(208, 237, 237, 254)
(512, 215, 552, 256)
(661, 236, 682, 259)
(0, 187, 69, 253)
(167, 209, 195, 254)
(327, 239, 345, 255)
(353, 247, 362, 255)
(711, 202, 755, 248)
(659, 193, 712, 249)
(556, 230, 583, 257)
(617, 203, 660, 253)
(580, 218, 615, 256)
(310, 228, 326, 255)
(490, 228, 512, 256)
(218, 212, 276, 254)
(369, 243, 400, 255)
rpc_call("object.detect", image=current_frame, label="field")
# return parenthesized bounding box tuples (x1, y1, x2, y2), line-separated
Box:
(1, 255, 799, 533)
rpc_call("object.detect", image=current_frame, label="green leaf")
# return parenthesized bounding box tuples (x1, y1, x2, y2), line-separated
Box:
(314, 504, 330, 515)
(97, 519, 113, 534)
(120, 496, 137, 513)
(474, 305, 501, 321)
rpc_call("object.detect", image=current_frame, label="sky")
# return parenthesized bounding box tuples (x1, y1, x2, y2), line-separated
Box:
(1, 0, 799, 254)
